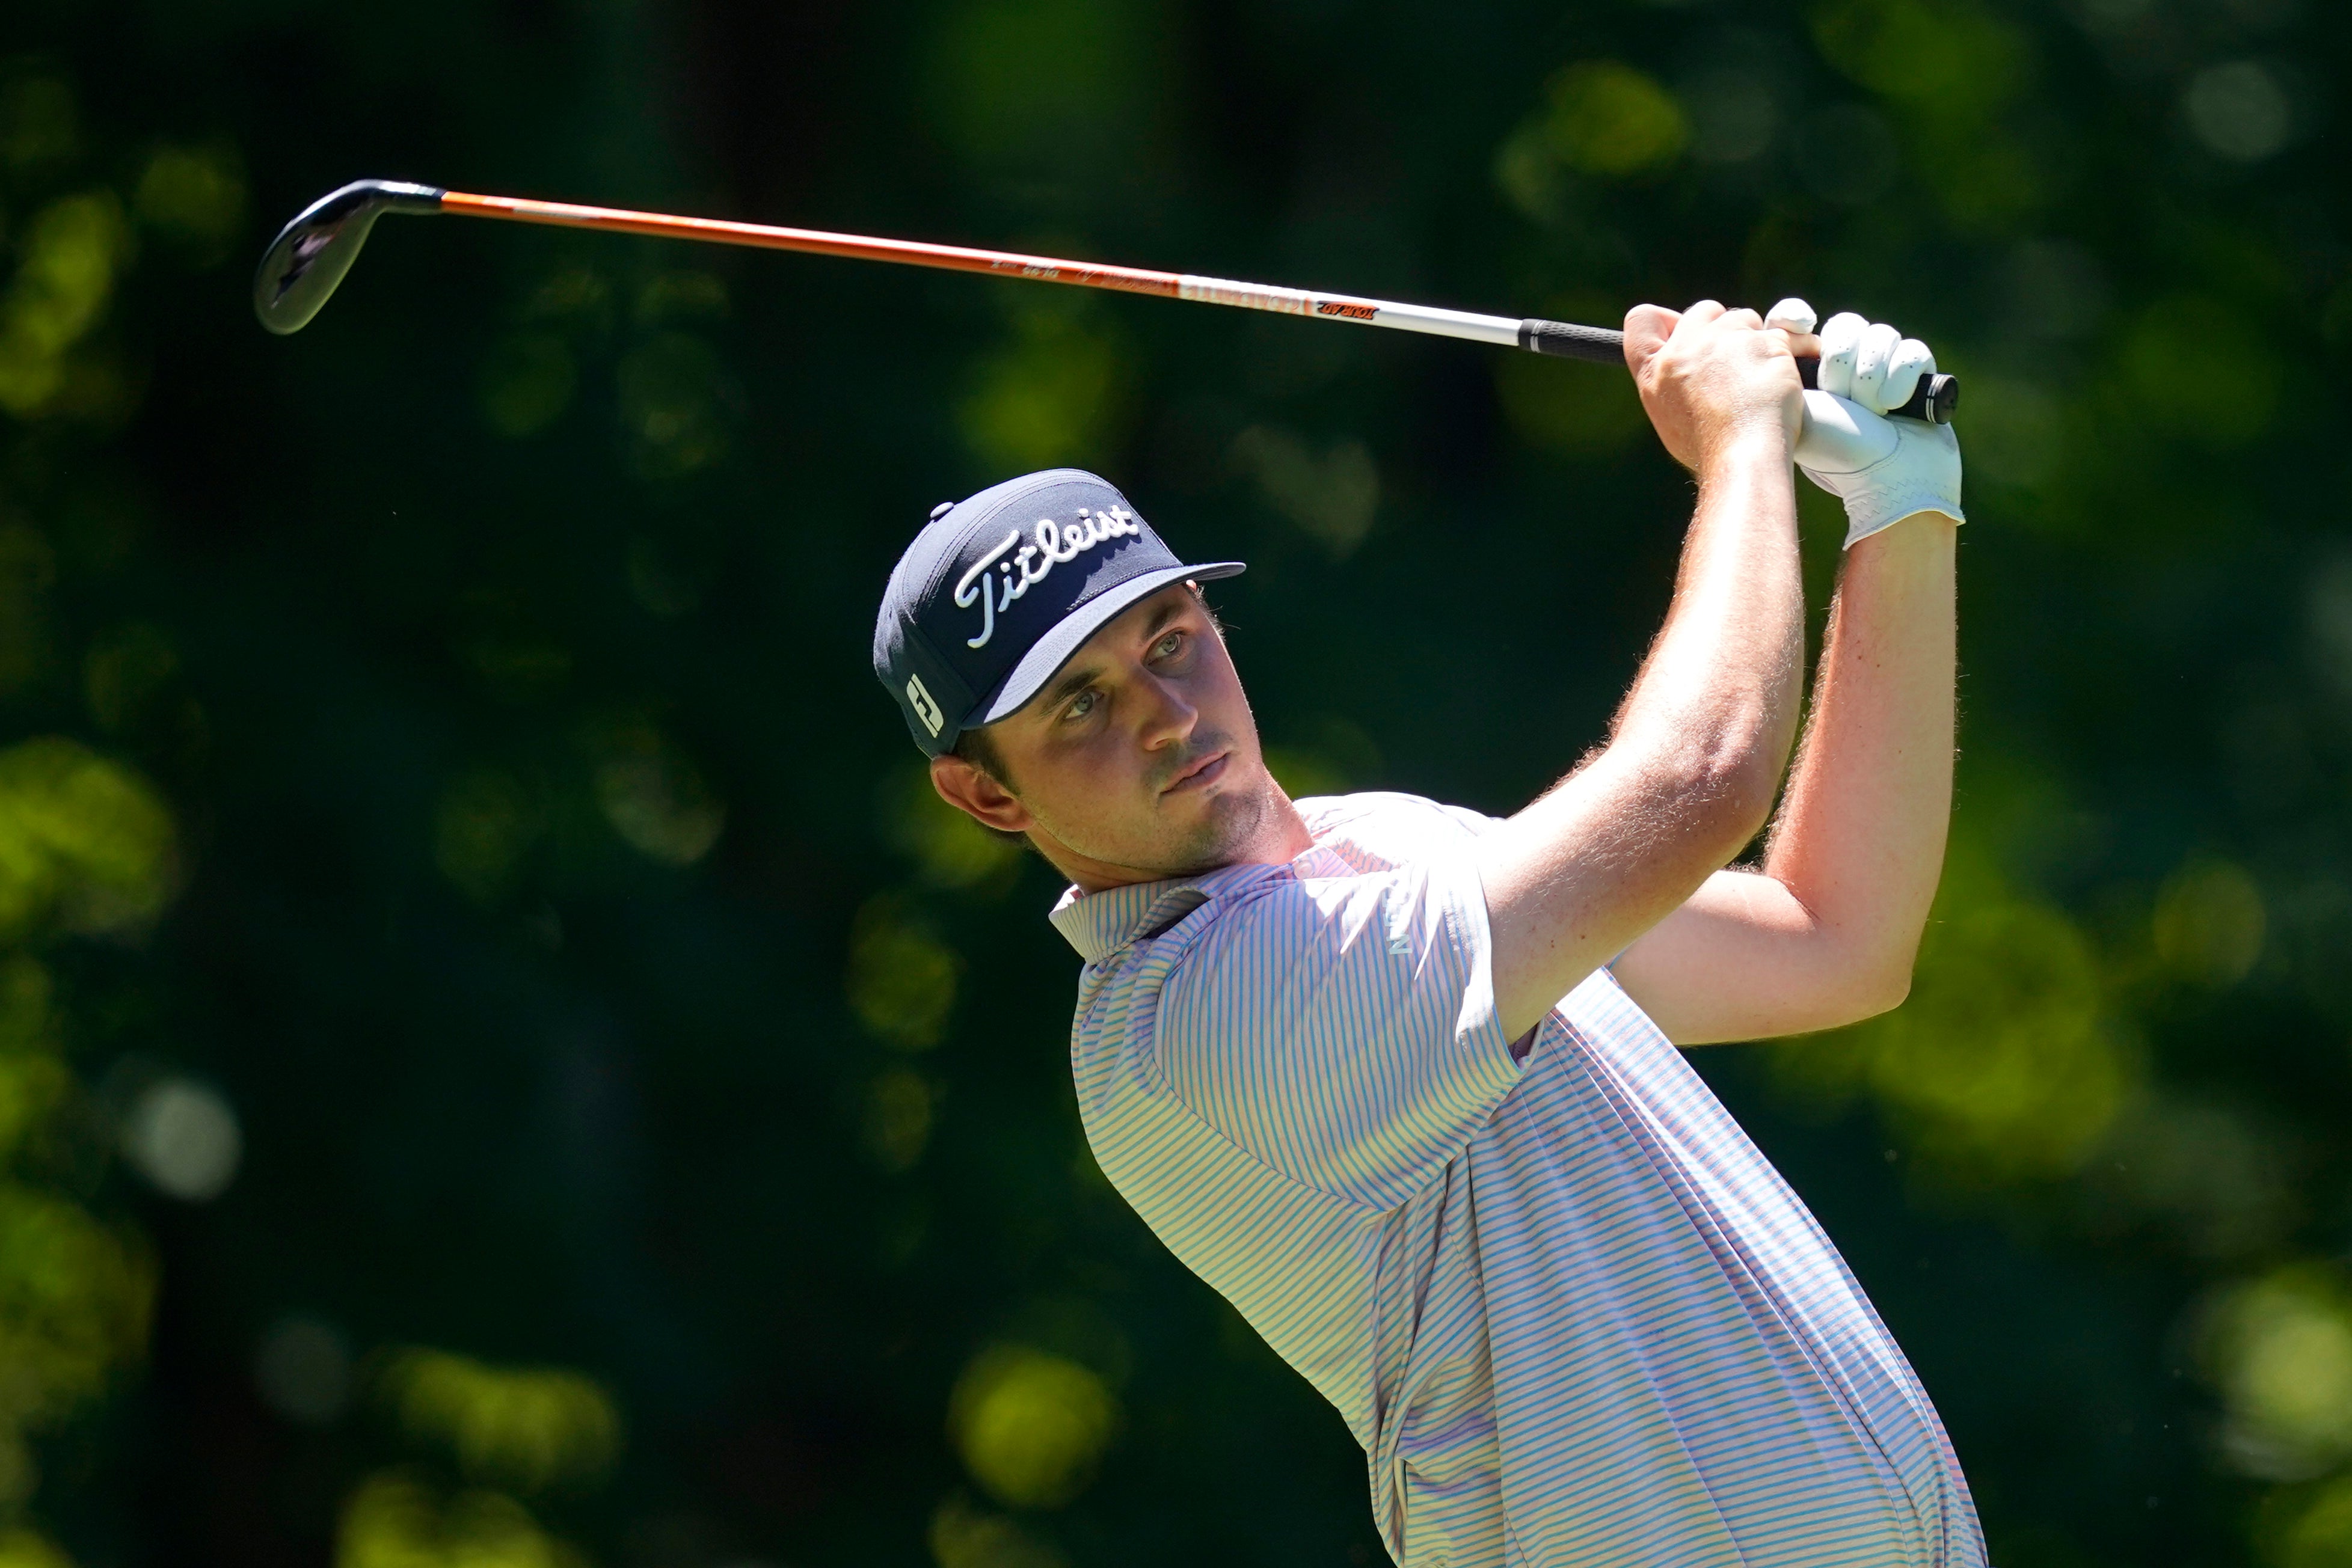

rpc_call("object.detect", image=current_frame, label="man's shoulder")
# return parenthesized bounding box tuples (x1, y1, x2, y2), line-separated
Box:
(1053, 790, 1501, 973)
(1296, 789, 1502, 869)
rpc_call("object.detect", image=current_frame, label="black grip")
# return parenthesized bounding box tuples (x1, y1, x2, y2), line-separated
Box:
(1798, 358, 1959, 424)
(1518, 317, 1626, 364)
(1518, 317, 1960, 425)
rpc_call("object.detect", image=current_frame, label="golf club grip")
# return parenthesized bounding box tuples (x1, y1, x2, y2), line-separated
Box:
(1517, 317, 1959, 424)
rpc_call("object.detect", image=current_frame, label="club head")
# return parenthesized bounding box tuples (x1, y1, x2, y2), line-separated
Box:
(253, 180, 445, 335)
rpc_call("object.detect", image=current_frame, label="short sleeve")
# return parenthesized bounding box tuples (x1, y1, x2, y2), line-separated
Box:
(1153, 853, 1522, 1211)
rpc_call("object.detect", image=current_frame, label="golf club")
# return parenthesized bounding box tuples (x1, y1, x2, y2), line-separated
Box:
(254, 180, 1960, 424)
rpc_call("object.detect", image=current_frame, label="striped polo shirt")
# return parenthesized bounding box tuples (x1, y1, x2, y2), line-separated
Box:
(1051, 791, 1984, 1568)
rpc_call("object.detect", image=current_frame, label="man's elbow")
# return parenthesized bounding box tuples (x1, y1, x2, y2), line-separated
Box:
(1816, 954, 1915, 1030)
(1677, 749, 1782, 862)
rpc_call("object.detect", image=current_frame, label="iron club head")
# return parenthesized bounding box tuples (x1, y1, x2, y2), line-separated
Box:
(252, 180, 445, 334)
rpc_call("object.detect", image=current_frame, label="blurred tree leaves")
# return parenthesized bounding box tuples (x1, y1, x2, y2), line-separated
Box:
(0, 0, 2347, 1564)
(381, 1350, 622, 1493)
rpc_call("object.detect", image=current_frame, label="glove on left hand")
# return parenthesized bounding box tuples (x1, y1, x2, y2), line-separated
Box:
(1766, 298, 1964, 550)
(1793, 391, 1964, 548)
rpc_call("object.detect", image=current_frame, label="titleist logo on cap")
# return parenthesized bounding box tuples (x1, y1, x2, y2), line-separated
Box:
(871, 467, 1244, 758)
(954, 507, 1141, 649)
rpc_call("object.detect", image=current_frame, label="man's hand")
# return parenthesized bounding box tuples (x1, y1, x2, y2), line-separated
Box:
(1622, 300, 1811, 472)
(1769, 300, 1965, 550)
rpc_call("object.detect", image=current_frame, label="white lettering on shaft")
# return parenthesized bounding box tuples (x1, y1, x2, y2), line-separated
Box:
(953, 507, 1140, 649)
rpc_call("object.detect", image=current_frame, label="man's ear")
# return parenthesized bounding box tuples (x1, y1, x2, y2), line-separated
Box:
(930, 752, 1031, 835)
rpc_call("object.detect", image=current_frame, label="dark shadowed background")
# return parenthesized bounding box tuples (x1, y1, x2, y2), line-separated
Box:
(0, 0, 2347, 1564)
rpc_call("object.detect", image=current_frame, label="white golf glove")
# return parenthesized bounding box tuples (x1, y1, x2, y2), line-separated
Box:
(1766, 298, 1964, 550)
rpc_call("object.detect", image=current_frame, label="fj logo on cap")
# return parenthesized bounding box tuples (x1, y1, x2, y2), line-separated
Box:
(954, 508, 1141, 650)
(905, 674, 946, 737)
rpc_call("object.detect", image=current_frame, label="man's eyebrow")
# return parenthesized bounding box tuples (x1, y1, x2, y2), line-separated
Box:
(1040, 660, 1101, 711)
(1141, 597, 1187, 637)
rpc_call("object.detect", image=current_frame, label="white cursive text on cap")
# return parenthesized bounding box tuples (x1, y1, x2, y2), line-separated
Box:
(954, 507, 1140, 650)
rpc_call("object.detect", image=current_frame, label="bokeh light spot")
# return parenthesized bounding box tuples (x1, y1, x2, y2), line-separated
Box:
(2276, 1474, 2352, 1568)
(948, 1344, 1118, 1510)
(121, 1077, 241, 1202)
(0, 738, 176, 941)
(0, 1529, 73, 1568)
(864, 1068, 938, 1172)
(0, 1178, 155, 1495)
(847, 896, 963, 1050)
(132, 144, 247, 264)
(617, 331, 733, 478)
(256, 1313, 354, 1427)
(382, 1350, 621, 1492)
(0, 191, 128, 416)
(1681, 69, 1778, 165)
(435, 770, 542, 904)
(0, 74, 76, 173)
(478, 333, 578, 438)
(877, 765, 1023, 892)
(2200, 1267, 2352, 1480)
(591, 726, 725, 868)
(1773, 868, 2132, 1181)
(958, 301, 1125, 473)
(2184, 61, 2293, 162)
(929, 1493, 1065, 1568)
(337, 1471, 586, 1568)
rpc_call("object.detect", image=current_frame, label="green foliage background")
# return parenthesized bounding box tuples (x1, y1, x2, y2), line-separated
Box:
(0, 0, 2346, 1564)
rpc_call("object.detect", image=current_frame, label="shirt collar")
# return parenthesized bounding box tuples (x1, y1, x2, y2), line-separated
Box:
(1046, 860, 1281, 965)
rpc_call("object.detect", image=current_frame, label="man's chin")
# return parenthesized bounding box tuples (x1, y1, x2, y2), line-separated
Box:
(1153, 779, 1276, 877)
(1039, 768, 1290, 884)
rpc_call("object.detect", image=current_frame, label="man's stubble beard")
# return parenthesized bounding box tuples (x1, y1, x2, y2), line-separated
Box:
(1028, 734, 1288, 881)
(1137, 727, 1285, 878)
(1153, 772, 1280, 877)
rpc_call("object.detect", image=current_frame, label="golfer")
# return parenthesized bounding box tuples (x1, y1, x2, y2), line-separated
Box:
(873, 297, 1974, 1568)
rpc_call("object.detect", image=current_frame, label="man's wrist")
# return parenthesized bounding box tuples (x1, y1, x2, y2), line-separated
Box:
(1697, 423, 1793, 483)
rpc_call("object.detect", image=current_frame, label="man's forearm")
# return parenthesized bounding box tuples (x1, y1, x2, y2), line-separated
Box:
(1481, 434, 1806, 1038)
(1609, 510, 1954, 1043)
(1761, 512, 1957, 1005)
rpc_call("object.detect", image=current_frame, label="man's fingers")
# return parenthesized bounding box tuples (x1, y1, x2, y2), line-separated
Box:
(1849, 321, 1902, 410)
(1882, 336, 1935, 412)
(1621, 303, 1680, 372)
(1817, 311, 1867, 400)
(1659, 300, 1731, 367)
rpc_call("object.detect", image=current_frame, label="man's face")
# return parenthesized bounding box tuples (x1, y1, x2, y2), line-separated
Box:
(930, 584, 1290, 885)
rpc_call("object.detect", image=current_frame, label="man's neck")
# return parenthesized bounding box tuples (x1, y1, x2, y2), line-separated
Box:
(1045, 793, 1316, 896)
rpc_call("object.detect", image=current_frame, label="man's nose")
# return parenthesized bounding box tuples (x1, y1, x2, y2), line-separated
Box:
(1134, 671, 1198, 750)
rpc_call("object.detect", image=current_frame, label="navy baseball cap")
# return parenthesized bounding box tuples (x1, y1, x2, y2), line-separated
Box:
(873, 470, 1244, 756)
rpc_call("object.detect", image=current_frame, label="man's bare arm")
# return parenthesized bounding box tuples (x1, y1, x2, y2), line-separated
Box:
(1611, 510, 1958, 1043)
(1478, 302, 1810, 1041)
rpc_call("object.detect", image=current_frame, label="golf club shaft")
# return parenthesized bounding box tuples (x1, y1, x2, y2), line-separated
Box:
(441, 191, 1533, 349)
(432, 191, 1954, 421)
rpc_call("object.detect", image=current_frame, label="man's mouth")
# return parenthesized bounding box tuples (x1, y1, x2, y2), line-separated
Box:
(1160, 748, 1230, 795)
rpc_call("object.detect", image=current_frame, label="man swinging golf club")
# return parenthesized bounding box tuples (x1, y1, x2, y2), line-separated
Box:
(872, 297, 1976, 1568)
